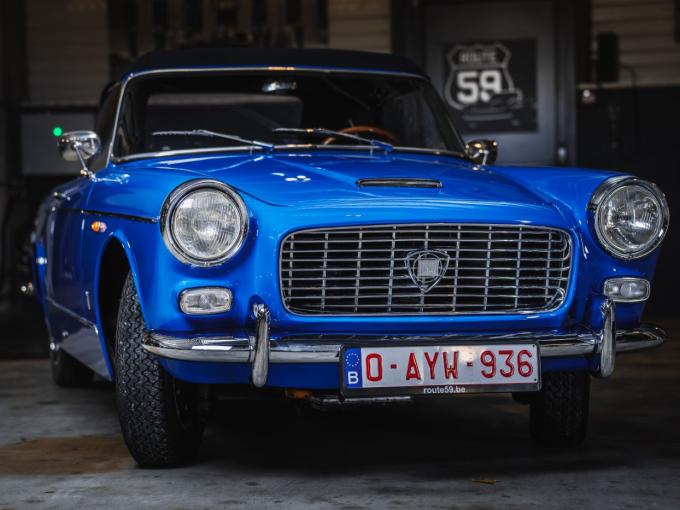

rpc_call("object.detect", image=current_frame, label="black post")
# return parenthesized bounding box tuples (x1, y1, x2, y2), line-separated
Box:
(0, 0, 28, 306)
(0, 1, 28, 181)
(391, 0, 425, 66)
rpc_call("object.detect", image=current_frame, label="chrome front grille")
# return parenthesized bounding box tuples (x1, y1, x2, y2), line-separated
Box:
(280, 224, 571, 315)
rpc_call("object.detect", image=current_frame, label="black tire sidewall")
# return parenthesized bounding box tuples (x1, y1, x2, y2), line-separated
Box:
(530, 371, 590, 447)
(114, 273, 203, 467)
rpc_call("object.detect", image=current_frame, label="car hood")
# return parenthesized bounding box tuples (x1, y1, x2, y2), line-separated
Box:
(145, 151, 552, 210)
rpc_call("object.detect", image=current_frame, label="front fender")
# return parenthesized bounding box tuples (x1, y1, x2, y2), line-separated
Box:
(83, 219, 157, 378)
(493, 166, 662, 327)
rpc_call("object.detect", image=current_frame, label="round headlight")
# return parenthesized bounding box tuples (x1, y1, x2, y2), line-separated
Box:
(162, 180, 247, 266)
(590, 177, 669, 259)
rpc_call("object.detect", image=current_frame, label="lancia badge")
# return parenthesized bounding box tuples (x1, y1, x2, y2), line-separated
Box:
(405, 250, 450, 293)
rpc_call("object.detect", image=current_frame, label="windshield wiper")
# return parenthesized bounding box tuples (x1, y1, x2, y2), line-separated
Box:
(152, 129, 274, 151)
(272, 127, 393, 152)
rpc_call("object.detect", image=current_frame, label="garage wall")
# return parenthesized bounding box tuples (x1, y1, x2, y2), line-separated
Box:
(328, 0, 391, 53)
(581, 1, 680, 316)
(0, 10, 6, 184)
(23, 0, 391, 105)
(0, 8, 6, 302)
(592, 0, 680, 86)
(26, 0, 109, 105)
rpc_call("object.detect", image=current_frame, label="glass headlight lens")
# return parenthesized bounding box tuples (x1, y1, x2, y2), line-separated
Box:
(593, 179, 669, 259)
(163, 181, 247, 265)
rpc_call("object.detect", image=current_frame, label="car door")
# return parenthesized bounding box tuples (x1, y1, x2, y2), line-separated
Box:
(46, 85, 121, 319)
(45, 178, 92, 317)
(43, 176, 108, 372)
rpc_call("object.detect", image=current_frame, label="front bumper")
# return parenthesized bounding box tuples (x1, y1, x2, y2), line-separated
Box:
(143, 299, 666, 386)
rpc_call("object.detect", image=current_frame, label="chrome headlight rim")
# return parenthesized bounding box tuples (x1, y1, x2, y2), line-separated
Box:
(589, 176, 669, 260)
(161, 179, 248, 267)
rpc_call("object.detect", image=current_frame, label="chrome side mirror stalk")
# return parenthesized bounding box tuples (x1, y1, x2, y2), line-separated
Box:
(57, 131, 101, 178)
(465, 139, 498, 166)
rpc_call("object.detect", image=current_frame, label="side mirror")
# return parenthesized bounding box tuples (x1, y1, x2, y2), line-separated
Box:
(57, 131, 101, 177)
(465, 139, 498, 166)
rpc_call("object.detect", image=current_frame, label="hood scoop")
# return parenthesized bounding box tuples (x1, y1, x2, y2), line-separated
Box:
(356, 178, 442, 189)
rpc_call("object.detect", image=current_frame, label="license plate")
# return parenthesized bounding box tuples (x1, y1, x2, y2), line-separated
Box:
(341, 343, 540, 396)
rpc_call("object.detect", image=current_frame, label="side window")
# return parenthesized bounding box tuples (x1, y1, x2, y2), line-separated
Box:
(91, 84, 121, 170)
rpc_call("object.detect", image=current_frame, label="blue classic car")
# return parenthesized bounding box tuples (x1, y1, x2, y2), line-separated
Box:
(32, 49, 669, 467)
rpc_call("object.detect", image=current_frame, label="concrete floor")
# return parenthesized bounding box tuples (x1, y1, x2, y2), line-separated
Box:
(0, 321, 679, 509)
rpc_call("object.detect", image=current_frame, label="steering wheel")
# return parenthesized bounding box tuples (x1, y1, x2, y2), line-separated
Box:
(322, 125, 401, 146)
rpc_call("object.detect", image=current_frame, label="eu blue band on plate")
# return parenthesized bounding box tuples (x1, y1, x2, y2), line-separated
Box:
(344, 347, 363, 389)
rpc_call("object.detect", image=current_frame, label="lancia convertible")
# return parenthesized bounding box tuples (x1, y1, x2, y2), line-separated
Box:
(32, 49, 669, 467)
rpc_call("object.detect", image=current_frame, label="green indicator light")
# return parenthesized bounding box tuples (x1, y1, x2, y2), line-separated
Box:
(52, 126, 63, 137)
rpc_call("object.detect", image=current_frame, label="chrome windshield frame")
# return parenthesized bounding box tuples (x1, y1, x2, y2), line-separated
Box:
(110, 143, 467, 164)
(105, 66, 467, 167)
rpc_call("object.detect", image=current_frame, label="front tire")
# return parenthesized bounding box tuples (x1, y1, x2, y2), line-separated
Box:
(114, 273, 204, 467)
(530, 371, 590, 447)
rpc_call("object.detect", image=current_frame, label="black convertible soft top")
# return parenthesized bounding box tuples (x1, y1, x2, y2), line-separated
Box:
(119, 48, 426, 80)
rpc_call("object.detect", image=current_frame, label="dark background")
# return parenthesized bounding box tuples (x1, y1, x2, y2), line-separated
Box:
(0, 0, 678, 357)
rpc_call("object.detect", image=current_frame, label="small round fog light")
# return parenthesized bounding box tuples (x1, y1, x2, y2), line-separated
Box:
(179, 287, 232, 315)
(603, 278, 650, 303)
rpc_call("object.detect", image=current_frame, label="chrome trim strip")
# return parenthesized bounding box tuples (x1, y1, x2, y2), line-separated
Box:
(143, 334, 252, 362)
(141, 325, 665, 364)
(310, 395, 414, 406)
(111, 144, 466, 164)
(82, 209, 157, 224)
(143, 344, 252, 362)
(356, 178, 443, 189)
(112, 146, 264, 163)
(616, 325, 666, 352)
(124, 66, 427, 82)
(46, 297, 98, 331)
(278, 223, 572, 317)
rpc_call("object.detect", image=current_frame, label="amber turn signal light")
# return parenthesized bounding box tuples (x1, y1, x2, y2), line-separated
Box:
(90, 221, 107, 233)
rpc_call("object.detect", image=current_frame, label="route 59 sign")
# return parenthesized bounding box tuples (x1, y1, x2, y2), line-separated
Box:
(443, 39, 537, 134)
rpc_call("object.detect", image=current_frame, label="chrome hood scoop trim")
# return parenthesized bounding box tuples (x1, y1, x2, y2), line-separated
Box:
(356, 178, 443, 189)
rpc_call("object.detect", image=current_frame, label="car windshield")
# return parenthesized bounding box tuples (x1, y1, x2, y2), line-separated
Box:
(112, 71, 466, 159)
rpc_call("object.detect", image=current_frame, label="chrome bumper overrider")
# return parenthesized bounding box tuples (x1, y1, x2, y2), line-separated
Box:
(142, 299, 665, 384)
